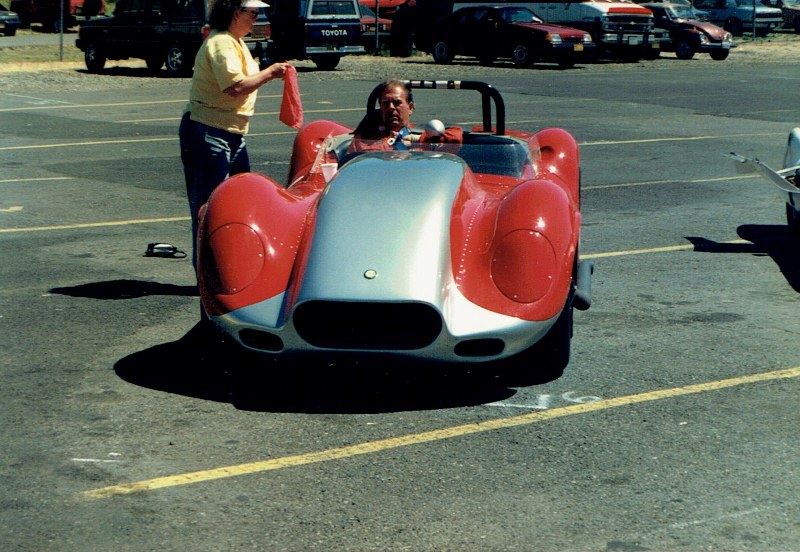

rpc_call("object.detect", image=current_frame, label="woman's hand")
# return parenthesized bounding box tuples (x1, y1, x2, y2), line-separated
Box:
(224, 62, 293, 97)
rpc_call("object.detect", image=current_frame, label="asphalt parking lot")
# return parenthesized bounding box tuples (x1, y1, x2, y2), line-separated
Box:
(1, 54, 799, 551)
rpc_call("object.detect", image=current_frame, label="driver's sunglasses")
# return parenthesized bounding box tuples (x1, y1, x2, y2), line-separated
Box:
(239, 8, 259, 17)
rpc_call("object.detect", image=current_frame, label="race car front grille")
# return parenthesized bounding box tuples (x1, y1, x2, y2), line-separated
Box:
(293, 301, 442, 350)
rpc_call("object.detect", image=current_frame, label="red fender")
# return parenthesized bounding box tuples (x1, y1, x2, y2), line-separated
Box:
(198, 173, 317, 315)
(452, 178, 577, 322)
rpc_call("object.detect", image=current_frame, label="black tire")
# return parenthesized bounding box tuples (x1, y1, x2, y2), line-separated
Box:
(709, 49, 729, 61)
(165, 44, 191, 75)
(675, 39, 695, 60)
(794, 18, 800, 34)
(498, 300, 573, 386)
(786, 203, 800, 241)
(48, 17, 63, 33)
(725, 17, 743, 36)
(432, 40, 454, 64)
(3, 28, 16, 37)
(511, 43, 532, 67)
(84, 42, 106, 73)
(311, 54, 340, 71)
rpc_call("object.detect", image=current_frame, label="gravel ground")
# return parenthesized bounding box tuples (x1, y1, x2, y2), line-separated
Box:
(0, 33, 798, 93)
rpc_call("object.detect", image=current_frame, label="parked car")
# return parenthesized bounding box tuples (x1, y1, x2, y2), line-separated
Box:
(692, 0, 782, 36)
(416, 5, 595, 68)
(729, 128, 800, 240)
(10, 0, 104, 32)
(642, 2, 735, 59)
(263, 0, 365, 70)
(359, 3, 391, 51)
(76, 0, 208, 74)
(760, 0, 800, 33)
(197, 80, 593, 378)
(0, 2, 21, 35)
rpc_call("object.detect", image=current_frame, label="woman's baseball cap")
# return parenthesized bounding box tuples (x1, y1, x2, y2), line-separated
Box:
(241, 0, 270, 7)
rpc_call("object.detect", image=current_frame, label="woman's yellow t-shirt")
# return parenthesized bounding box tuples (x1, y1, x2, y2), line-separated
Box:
(185, 31, 260, 135)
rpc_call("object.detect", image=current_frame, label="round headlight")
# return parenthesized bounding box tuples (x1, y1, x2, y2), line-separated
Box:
(205, 223, 265, 295)
(491, 229, 556, 304)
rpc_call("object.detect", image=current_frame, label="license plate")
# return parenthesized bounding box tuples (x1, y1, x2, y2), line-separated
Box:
(574, 44, 584, 52)
(627, 36, 641, 45)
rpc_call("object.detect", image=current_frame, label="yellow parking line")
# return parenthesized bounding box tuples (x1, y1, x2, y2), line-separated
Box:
(0, 131, 298, 151)
(584, 175, 755, 190)
(83, 366, 800, 499)
(117, 107, 364, 124)
(0, 176, 74, 184)
(582, 239, 750, 260)
(0, 216, 190, 234)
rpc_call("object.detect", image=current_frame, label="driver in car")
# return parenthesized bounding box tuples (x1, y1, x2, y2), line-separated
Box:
(348, 79, 462, 153)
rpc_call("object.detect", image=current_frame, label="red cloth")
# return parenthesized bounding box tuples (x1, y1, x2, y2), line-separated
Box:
(279, 65, 303, 129)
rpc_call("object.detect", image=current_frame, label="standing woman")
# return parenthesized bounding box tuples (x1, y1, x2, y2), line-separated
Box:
(180, 0, 289, 269)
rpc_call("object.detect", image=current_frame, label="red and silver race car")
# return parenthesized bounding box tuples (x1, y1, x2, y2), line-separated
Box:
(197, 80, 592, 377)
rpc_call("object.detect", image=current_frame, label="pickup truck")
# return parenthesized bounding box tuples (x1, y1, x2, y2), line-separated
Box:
(76, 0, 364, 74)
(692, 0, 782, 35)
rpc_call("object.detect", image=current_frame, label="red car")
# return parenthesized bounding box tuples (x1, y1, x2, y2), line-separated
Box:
(416, 5, 596, 68)
(198, 81, 592, 378)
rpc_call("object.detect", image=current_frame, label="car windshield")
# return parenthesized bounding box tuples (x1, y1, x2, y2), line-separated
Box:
(781, 0, 800, 6)
(500, 7, 543, 24)
(340, 140, 537, 179)
(667, 5, 697, 18)
(0, 3, 9, 11)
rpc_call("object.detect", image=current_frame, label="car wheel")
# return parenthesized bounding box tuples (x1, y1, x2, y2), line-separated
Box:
(84, 43, 106, 73)
(794, 18, 800, 34)
(675, 39, 695, 60)
(4, 28, 16, 36)
(311, 55, 340, 70)
(709, 49, 729, 61)
(145, 54, 163, 72)
(432, 40, 454, 64)
(498, 297, 573, 386)
(724, 17, 744, 36)
(165, 44, 191, 75)
(511, 44, 532, 67)
(786, 203, 800, 241)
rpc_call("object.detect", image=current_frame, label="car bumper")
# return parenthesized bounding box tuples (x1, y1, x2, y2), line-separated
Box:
(698, 41, 737, 53)
(210, 292, 558, 363)
(306, 45, 366, 55)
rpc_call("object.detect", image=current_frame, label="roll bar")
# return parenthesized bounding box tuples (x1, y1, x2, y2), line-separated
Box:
(366, 80, 506, 136)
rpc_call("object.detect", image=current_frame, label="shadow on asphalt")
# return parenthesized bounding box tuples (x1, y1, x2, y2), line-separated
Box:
(686, 223, 800, 292)
(112, 322, 547, 414)
(50, 279, 197, 299)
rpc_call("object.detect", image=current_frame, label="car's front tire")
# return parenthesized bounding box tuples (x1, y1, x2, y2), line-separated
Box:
(497, 299, 573, 386)
(165, 44, 191, 75)
(311, 54, 340, 71)
(511, 43, 532, 67)
(84, 43, 106, 73)
(675, 39, 695, 60)
(709, 49, 729, 61)
(432, 40, 454, 64)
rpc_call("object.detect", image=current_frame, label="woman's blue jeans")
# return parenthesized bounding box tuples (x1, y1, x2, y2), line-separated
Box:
(179, 113, 250, 270)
